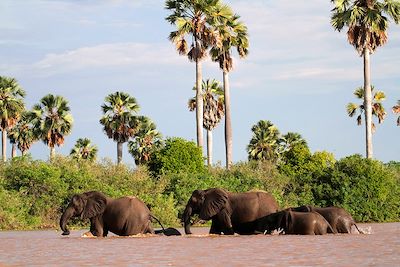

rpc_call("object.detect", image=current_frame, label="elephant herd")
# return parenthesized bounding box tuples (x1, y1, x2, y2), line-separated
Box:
(60, 188, 363, 237)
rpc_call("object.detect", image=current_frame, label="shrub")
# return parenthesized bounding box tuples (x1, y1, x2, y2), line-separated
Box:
(279, 144, 336, 207)
(148, 137, 206, 176)
(2, 158, 68, 226)
(313, 155, 400, 222)
(0, 187, 33, 230)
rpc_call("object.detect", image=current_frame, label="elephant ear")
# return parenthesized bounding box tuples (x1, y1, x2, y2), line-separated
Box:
(81, 192, 107, 219)
(199, 188, 228, 220)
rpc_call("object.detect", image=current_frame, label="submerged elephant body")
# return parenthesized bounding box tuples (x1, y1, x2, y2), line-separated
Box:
(183, 188, 279, 235)
(290, 205, 360, 233)
(260, 210, 334, 235)
(60, 191, 155, 237)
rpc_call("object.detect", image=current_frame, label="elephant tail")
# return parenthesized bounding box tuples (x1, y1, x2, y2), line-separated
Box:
(353, 223, 366, 234)
(327, 223, 335, 234)
(150, 214, 166, 232)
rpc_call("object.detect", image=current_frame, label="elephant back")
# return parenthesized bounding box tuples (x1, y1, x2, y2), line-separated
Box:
(255, 191, 279, 215)
(230, 191, 279, 223)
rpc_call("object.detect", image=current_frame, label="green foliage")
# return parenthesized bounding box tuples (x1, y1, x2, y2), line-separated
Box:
(0, 187, 33, 230)
(313, 155, 400, 222)
(279, 144, 336, 207)
(148, 137, 206, 176)
(0, 153, 398, 230)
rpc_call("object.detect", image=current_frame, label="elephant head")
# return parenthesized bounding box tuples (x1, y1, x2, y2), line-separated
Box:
(60, 191, 107, 235)
(182, 188, 229, 234)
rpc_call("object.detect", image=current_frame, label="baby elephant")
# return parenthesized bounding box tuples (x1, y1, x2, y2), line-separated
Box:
(290, 205, 361, 234)
(259, 210, 334, 235)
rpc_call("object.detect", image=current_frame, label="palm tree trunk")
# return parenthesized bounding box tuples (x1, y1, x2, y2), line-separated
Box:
(117, 142, 123, 164)
(207, 129, 212, 166)
(195, 57, 204, 151)
(1, 130, 6, 162)
(223, 70, 232, 169)
(22, 150, 26, 157)
(50, 146, 55, 161)
(363, 48, 373, 159)
(11, 144, 16, 158)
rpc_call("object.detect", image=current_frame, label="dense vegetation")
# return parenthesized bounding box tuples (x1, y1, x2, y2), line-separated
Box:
(0, 144, 398, 230)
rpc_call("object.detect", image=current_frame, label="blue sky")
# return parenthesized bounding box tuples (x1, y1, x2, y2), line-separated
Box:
(1, 0, 399, 164)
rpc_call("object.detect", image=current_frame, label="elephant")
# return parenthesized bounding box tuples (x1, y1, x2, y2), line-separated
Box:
(289, 205, 362, 234)
(182, 188, 279, 235)
(60, 191, 173, 237)
(259, 210, 334, 235)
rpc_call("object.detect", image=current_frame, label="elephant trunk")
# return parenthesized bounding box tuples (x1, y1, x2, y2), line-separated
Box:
(182, 205, 193, 235)
(60, 206, 75, 235)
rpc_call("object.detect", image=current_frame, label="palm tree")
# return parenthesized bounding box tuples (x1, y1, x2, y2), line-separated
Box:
(210, 9, 249, 169)
(7, 112, 37, 156)
(331, 0, 400, 158)
(8, 111, 37, 156)
(188, 79, 224, 165)
(280, 132, 308, 153)
(247, 120, 281, 162)
(0, 76, 26, 162)
(30, 94, 73, 160)
(393, 100, 400, 126)
(165, 0, 226, 151)
(70, 138, 98, 161)
(346, 86, 386, 132)
(100, 91, 140, 164)
(128, 117, 162, 166)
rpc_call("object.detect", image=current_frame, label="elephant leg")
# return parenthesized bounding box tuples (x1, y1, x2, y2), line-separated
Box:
(103, 228, 109, 237)
(209, 219, 222, 234)
(89, 216, 104, 237)
(145, 222, 155, 234)
(218, 210, 234, 235)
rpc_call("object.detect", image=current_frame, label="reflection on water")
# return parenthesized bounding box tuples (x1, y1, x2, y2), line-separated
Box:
(0, 223, 399, 266)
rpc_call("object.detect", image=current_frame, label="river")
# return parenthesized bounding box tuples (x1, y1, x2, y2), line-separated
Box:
(0, 223, 399, 266)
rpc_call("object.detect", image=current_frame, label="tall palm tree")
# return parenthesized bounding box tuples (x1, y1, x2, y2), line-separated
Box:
(30, 94, 73, 160)
(331, 0, 400, 158)
(280, 132, 308, 153)
(346, 86, 386, 132)
(7, 112, 37, 156)
(247, 120, 281, 162)
(0, 76, 25, 162)
(188, 79, 224, 165)
(393, 100, 400, 126)
(100, 91, 140, 164)
(165, 0, 226, 151)
(128, 117, 162, 166)
(210, 9, 249, 169)
(70, 138, 98, 161)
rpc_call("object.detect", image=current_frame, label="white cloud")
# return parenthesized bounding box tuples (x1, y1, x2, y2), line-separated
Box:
(29, 42, 186, 76)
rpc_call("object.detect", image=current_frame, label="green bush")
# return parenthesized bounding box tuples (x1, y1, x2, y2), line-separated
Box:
(148, 137, 206, 176)
(279, 144, 336, 207)
(0, 187, 34, 230)
(2, 158, 68, 226)
(313, 155, 400, 222)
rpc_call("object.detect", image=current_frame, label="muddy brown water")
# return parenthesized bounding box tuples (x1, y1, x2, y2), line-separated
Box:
(0, 223, 399, 266)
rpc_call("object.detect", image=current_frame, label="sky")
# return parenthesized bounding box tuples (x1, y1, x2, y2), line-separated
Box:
(0, 0, 399, 165)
